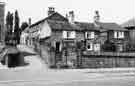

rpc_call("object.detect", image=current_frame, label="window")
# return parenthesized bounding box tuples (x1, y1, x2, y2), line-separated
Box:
(63, 31, 67, 38)
(114, 31, 124, 38)
(87, 43, 93, 50)
(63, 31, 76, 39)
(85, 32, 95, 39)
(94, 44, 100, 51)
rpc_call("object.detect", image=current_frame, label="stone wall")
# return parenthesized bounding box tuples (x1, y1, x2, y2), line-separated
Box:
(81, 55, 135, 68)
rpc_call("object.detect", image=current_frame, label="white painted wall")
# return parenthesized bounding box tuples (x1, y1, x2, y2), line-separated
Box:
(85, 32, 95, 39)
(20, 32, 28, 45)
(39, 21, 52, 39)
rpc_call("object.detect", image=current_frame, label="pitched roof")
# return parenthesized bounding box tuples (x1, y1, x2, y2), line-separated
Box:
(99, 22, 127, 31)
(47, 20, 82, 31)
(26, 11, 126, 32)
(30, 12, 68, 28)
(121, 18, 135, 27)
(75, 22, 100, 31)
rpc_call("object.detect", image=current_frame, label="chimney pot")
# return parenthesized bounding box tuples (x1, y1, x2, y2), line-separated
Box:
(94, 10, 100, 23)
(48, 7, 55, 16)
(28, 18, 31, 26)
(68, 11, 75, 24)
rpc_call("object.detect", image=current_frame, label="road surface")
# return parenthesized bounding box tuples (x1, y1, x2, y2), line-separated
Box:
(0, 68, 135, 86)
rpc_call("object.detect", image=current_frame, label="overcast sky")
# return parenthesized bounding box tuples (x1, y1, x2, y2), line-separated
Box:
(2, 0, 135, 24)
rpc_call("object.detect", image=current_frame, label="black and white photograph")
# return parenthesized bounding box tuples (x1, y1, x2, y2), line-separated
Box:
(0, 0, 135, 86)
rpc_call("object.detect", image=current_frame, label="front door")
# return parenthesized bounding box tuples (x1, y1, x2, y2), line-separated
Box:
(55, 42, 62, 63)
(56, 42, 60, 52)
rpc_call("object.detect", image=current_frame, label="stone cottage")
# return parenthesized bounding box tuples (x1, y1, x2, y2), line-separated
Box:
(21, 7, 133, 68)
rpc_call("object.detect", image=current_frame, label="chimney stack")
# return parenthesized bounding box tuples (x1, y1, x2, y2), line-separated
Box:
(48, 7, 55, 16)
(94, 11, 100, 23)
(28, 18, 31, 26)
(66, 13, 68, 19)
(68, 11, 75, 24)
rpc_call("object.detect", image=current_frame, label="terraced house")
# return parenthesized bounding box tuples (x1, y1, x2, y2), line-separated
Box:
(21, 7, 135, 68)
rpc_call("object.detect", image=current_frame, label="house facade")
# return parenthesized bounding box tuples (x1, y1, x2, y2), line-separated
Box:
(122, 18, 135, 51)
(21, 8, 131, 68)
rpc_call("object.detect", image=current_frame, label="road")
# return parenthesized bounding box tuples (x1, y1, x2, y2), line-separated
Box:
(0, 68, 135, 86)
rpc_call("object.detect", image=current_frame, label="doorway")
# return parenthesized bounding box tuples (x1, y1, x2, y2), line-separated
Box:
(56, 42, 60, 52)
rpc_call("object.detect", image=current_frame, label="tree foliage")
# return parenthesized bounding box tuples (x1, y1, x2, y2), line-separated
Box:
(5, 10, 21, 45)
(20, 22, 29, 31)
(6, 11, 13, 33)
(14, 10, 20, 32)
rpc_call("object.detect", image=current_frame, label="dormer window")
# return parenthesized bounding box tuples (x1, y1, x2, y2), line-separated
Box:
(63, 31, 76, 39)
(85, 32, 95, 39)
(114, 31, 124, 38)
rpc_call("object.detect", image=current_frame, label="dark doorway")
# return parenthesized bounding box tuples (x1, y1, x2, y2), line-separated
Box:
(56, 42, 60, 52)
(8, 53, 20, 67)
(7, 53, 26, 67)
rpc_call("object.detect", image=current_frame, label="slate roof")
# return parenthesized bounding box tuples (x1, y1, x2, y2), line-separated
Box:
(75, 22, 100, 31)
(47, 20, 83, 31)
(29, 12, 68, 28)
(26, 11, 126, 32)
(99, 23, 127, 31)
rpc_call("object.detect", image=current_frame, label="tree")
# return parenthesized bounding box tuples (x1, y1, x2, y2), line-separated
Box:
(20, 22, 29, 31)
(6, 11, 13, 33)
(14, 10, 19, 32)
(5, 11, 14, 45)
(10, 13, 14, 31)
(14, 10, 20, 44)
(6, 11, 10, 26)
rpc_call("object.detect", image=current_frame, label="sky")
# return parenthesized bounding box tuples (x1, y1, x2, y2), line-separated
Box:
(2, 0, 135, 24)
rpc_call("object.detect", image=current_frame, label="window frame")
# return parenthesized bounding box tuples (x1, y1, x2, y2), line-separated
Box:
(85, 31, 95, 39)
(114, 31, 124, 39)
(63, 31, 76, 39)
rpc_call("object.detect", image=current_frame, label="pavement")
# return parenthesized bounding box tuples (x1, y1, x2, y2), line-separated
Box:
(0, 66, 135, 86)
